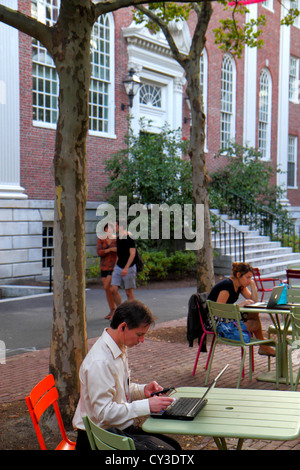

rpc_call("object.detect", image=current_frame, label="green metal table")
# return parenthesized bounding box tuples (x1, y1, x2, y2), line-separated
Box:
(241, 306, 291, 384)
(142, 387, 300, 450)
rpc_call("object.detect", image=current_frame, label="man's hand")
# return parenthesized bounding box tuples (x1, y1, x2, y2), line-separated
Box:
(144, 381, 174, 412)
(144, 381, 163, 397)
(148, 396, 174, 413)
(121, 267, 128, 277)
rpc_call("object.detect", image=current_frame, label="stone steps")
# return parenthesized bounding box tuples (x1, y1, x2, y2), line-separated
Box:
(211, 209, 300, 279)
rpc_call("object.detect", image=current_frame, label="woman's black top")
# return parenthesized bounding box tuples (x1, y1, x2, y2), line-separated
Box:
(208, 278, 241, 304)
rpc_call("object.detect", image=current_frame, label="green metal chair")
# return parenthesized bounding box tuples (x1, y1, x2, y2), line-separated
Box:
(268, 288, 300, 339)
(82, 415, 136, 450)
(288, 306, 300, 391)
(205, 300, 278, 388)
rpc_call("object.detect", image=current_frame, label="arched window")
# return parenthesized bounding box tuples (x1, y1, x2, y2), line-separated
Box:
(32, 1, 114, 134)
(258, 69, 272, 159)
(220, 54, 236, 150)
(288, 136, 298, 188)
(200, 48, 208, 148)
(139, 84, 162, 108)
(89, 13, 115, 135)
(200, 48, 208, 117)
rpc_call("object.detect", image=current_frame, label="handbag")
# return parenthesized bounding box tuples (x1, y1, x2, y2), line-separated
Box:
(216, 320, 252, 343)
(277, 282, 289, 305)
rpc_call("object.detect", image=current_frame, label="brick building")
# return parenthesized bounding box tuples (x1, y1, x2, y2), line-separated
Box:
(0, 0, 299, 282)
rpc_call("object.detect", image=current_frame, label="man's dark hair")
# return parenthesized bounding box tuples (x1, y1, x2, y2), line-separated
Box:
(110, 300, 155, 330)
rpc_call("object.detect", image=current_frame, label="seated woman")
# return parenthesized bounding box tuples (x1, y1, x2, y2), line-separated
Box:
(208, 262, 275, 356)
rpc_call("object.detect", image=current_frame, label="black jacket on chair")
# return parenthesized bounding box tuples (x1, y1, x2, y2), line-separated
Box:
(187, 293, 211, 350)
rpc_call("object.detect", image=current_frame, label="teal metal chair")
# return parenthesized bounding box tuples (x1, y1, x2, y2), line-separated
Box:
(82, 415, 136, 450)
(288, 306, 300, 391)
(205, 300, 278, 388)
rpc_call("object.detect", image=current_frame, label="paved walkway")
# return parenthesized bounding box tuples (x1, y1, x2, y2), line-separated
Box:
(2, 313, 300, 450)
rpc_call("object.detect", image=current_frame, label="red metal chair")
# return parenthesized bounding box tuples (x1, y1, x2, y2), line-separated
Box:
(25, 374, 76, 450)
(252, 267, 282, 301)
(286, 269, 300, 287)
(192, 295, 215, 376)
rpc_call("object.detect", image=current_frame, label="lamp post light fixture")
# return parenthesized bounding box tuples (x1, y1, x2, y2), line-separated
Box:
(121, 68, 141, 110)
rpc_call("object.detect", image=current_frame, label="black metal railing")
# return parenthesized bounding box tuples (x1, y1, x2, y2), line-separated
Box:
(211, 186, 300, 253)
(211, 214, 245, 262)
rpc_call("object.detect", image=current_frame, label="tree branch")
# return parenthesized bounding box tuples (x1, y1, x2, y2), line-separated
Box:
(93, 0, 213, 16)
(135, 4, 185, 65)
(134, 2, 213, 70)
(189, 1, 213, 59)
(0, 4, 53, 52)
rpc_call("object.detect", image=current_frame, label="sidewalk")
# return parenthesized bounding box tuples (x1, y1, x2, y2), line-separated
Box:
(2, 315, 300, 450)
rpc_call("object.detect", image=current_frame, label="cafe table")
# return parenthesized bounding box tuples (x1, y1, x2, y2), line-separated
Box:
(142, 386, 300, 450)
(240, 305, 292, 385)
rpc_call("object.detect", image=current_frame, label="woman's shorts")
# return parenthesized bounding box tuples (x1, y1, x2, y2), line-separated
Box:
(111, 264, 136, 290)
(100, 270, 113, 278)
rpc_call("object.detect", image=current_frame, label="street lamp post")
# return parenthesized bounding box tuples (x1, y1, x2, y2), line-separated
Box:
(121, 68, 141, 110)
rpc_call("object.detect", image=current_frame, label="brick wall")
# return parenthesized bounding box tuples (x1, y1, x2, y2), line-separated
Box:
(18, 3, 134, 202)
(16, 1, 300, 207)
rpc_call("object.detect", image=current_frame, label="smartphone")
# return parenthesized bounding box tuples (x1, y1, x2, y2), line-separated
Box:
(150, 387, 173, 396)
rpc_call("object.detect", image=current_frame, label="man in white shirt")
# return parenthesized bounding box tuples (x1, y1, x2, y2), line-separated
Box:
(73, 300, 181, 450)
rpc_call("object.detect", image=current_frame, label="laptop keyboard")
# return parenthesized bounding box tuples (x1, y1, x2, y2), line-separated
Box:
(164, 397, 207, 418)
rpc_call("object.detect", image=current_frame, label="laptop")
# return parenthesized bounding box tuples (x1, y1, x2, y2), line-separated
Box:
(151, 364, 229, 421)
(247, 285, 285, 309)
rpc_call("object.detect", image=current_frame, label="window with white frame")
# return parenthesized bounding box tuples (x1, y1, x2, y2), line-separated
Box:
(89, 14, 114, 134)
(42, 223, 54, 268)
(289, 56, 299, 103)
(200, 49, 208, 117)
(221, 54, 236, 150)
(139, 84, 162, 108)
(32, 0, 59, 125)
(200, 49, 208, 148)
(290, 0, 300, 28)
(262, 0, 273, 11)
(288, 136, 298, 188)
(31, 1, 114, 134)
(258, 69, 272, 159)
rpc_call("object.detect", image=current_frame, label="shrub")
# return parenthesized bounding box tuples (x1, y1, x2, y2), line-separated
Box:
(86, 250, 196, 285)
(137, 250, 196, 284)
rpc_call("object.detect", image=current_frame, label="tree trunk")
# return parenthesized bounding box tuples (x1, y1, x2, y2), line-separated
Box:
(185, 62, 215, 294)
(0, 0, 215, 425)
(183, 2, 215, 294)
(49, 5, 93, 425)
(136, 2, 215, 293)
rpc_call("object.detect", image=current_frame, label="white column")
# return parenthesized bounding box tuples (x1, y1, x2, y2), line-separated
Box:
(243, 4, 258, 148)
(0, 0, 27, 199)
(276, 4, 291, 203)
(173, 76, 185, 130)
